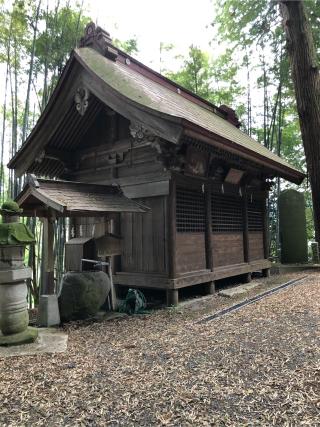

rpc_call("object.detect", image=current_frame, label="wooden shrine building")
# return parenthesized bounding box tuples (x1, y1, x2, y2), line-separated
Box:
(8, 24, 304, 305)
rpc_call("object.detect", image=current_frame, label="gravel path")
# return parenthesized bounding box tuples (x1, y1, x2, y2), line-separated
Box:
(0, 273, 319, 426)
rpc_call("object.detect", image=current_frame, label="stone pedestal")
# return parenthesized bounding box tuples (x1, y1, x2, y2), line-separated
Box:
(38, 295, 60, 327)
(0, 245, 38, 346)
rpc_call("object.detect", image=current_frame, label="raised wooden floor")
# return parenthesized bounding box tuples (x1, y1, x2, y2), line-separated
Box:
(114, 259, 271, 290)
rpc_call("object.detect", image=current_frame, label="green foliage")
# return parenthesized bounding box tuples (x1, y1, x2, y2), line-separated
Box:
(166, 45, 244, 110)
(215, 0, 279, 47)
(34, 6, 91, 74)
(166, 45, 211, 98)
(0, 0, 139, 306)
(113, 37, 138, 55)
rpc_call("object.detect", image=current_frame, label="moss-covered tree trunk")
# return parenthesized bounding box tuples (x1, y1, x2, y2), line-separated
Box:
(280, 1, 320, 243)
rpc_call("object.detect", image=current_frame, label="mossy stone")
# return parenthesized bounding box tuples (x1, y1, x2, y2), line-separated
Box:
(0, 310, 29, 335)
(59, 271, 111, 322)
(279, 189, 308, 264)
(0, 327, 38, 347)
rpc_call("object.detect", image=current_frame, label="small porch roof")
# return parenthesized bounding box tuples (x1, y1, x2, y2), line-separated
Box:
(16, 176, 149, 217)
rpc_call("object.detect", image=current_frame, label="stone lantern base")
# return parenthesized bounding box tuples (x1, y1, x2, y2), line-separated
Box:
(0, 262, 38, 347)
(0, 327, 38, 347)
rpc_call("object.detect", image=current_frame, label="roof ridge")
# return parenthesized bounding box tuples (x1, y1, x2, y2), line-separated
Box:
(79, 22, 239, 125)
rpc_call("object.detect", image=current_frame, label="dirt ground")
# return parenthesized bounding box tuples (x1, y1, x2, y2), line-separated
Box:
(0, 272, 319, 426)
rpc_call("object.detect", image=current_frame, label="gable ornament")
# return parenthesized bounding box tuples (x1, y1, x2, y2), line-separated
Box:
(74, 87, 90, 116)
(80, 22, 118, 60)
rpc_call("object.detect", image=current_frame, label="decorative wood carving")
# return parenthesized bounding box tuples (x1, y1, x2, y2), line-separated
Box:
(185, 146, 208, 176)
(129, 122, 158, 143)
(183, 135, 274, 182)
(35, 150, 45, 164)
(75, 87, 89, 116)
(80, 22, 118, 60)
(158, 142, 184, 171)
(219, 105, 241, 128)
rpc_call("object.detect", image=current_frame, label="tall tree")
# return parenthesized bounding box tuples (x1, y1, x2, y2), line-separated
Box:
(279, 1, 320, 244)
(166, 45, 243, 111)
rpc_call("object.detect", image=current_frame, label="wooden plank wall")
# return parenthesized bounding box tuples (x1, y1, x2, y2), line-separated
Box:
(211, 233, 244, 266)
(73, 217, 107, 239)
(120, 196, 167, 273)
(248, 231, 264, 261)
(176, 233, 206, 274)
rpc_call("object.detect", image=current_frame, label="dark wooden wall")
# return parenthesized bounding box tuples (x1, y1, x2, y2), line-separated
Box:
(174, 175, 267, 278)
(120, 196, 167, 274)
(212, 233, 244, 266)
(67, 103, 269, 288)
(176, 233, 206, 274)
(249, 232, 264, 260)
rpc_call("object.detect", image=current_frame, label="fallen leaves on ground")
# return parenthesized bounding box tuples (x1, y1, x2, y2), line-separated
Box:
(0, 273, 319, 426)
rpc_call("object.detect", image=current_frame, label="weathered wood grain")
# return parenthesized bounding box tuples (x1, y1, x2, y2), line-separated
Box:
(211, 233, 244, 267)
(249, 231, 264, 261)
(176, 233, 206, 274)
(121, 196, 167, 273)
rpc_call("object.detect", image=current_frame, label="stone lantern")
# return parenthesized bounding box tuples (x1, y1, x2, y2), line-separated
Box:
(0, 200, 37, 346)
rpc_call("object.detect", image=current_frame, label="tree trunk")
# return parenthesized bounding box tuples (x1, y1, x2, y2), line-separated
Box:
(22, 0, 42, 144)
(280, 1, 320, 243)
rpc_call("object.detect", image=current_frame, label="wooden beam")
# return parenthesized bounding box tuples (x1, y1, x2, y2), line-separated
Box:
(168, 176, 177, 280)
(107, 256, 117, 311)
(183, 128, 305, 185)
(205, 183, 215, 293)
(205, 182, 213, 270)
(44, 147, 74, 168)
(41, 215, 55, 295)
(263, 196, 269, 259)
(242, 186, 249, 263)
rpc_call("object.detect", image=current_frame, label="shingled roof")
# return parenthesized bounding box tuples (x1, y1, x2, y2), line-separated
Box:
(16, 178, 148, 217)
(8, 24, 305, 184)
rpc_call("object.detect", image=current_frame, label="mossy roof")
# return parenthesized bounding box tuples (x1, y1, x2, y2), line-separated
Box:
(8, 44, 304, 184)
(75, 47, 303, 181)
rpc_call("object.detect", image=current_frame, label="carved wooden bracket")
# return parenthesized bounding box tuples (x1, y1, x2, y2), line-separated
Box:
(80, 22, 118, 60)
(157, 142, 185, 171)
(129, 122, 159, 144)
(75, 87, 89, 116)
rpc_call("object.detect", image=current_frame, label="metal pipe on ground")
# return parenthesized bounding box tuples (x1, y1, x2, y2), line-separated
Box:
(198, 275, 308, 324)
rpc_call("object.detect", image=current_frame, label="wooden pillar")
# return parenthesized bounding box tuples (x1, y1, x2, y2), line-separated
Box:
(242, 186, 251, 283)
(168, 176, 177, 279)
(262, 196, 269, 260)
(242, 187, 249, 263)
(205, 182, 215, 293)
(243, 272, 252, 283)
(107, 257, 118, 311)
(166, 289, 178, 306)
(41, 214, 55, 295)
(205, 281, 215, 294)
(167, 176, 177, 305)
(262, 268, 271, 278)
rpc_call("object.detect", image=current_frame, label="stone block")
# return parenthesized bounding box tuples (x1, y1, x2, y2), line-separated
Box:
(59, 271, 110, 321)
(38, 295, 61, 327)
(0, 282, 29, 334)
(0, 267, 31, 283)
(0, 327, 38, 347)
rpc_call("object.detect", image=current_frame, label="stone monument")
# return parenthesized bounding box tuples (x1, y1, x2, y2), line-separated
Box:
(0, 200, 38, 346)
(279, 189, 308, 264)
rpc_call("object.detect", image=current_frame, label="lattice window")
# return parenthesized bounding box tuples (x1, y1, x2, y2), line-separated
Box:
(248, 198, 264, 231)
(211, 193, 243, 232)
(176, 187, 205, 232)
